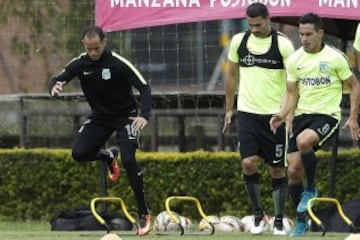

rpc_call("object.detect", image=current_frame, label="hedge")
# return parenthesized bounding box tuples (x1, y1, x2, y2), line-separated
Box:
(0, 148, 359, 221)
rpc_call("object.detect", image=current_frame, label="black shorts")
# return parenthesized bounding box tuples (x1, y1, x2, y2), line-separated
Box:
(288, 114, 340, 153)
(236, 111, 286, 167)
(72, 111, 140, 161)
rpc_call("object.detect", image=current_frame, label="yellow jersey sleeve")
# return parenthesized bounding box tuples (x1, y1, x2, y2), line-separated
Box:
(228, 33, 245, 63)
(354, 23, 360, 51)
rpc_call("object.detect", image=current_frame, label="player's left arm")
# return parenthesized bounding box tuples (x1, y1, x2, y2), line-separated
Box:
(278, 33, 295, 67)
(113, 53, 152, 125)
(278, 35, 296, 132)
(343, 74, 360, 140)
(353, 23, 360, 52)
(338, 49, 360, 140)
(123, 62, 152, 130)
(278, 34, 296, 131)
(130, 75, 151, 120)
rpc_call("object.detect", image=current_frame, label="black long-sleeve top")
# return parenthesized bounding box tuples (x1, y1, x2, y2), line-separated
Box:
(49, 50, 151, 123)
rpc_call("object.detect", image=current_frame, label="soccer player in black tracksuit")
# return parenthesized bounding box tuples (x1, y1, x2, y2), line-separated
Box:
(49, 25, 151, 236)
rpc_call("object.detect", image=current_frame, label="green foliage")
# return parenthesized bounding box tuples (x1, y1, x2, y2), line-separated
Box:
(0, 148, 99, 221)
(0, 149, 359, 222)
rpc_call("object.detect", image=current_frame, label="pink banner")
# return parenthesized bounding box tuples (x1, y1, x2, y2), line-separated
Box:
(96, 0, 360, 32)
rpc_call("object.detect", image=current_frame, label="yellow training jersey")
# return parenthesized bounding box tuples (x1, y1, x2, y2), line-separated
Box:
(228, 30, 294, 114)
(287, 45, 353, 120)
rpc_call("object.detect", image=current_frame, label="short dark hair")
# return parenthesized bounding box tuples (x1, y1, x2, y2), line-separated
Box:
(246, 3, 269, 18)
(298, 12, 323, 31)
(81, 25, 106, 41)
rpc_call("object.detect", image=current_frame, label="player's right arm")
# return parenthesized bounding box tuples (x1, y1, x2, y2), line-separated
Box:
(270, 81, 298, 134)
(50, 80, 66, 97)
(223, 60, 239, 133)
(48, 57, 79, 97)
(223, 34, 242, 133)
(270, 52, 299, 133)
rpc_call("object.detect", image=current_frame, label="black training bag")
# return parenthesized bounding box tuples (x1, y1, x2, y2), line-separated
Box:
(310, 198, 360, 232)
(50, 207, 133, 231)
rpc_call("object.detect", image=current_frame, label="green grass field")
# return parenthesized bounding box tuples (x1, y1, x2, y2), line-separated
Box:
(0, 221, 353, 240)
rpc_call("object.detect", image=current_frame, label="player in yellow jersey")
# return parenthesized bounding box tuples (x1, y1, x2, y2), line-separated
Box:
(270, 13, 360, 237)
(223, 2, 294, 235)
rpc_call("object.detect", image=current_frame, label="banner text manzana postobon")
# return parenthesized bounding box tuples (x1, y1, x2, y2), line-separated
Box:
(96, 0, 360, 31)
(109, 0, 292, 7)
(110, 0, 358, 8)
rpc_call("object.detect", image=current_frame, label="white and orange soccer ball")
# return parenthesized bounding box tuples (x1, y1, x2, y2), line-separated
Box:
(153, 211, 193, 232)
(178, 215, 193, 231)
(198, 215, 220, 232)
(153, 210, 179, 231)
(199, 215, 244, 232)
(219, 215, 244, 232)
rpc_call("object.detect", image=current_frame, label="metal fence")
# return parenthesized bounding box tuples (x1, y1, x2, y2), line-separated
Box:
(0, 93, 357, 152)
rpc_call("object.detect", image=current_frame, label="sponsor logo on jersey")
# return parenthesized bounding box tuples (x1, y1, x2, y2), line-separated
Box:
(240, 53, 280, 66)
(300, 76, 331, 86)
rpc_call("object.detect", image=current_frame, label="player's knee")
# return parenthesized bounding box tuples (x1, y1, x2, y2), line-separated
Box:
(287, 165, 302, 181)
(296, 137, 312, 152)
(270, 167, 286, 178)
(242, 158, 257, 173)
(72, 149, 87, 162)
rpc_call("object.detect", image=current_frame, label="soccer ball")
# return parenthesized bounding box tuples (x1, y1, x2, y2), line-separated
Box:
(216, 222, 236, 232)
(219, 215, 244, 231)
(269, 216, 294, 234)
(241, 214, 271, 233)
(179, 215, 193, 231)
(153, 211, 193, 232)
(154, 210, 180, 231)
(198, 215, 220, 231)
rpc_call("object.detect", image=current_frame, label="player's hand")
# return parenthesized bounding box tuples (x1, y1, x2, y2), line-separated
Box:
(129, 116, 148, 131)
(51, 81, 66, 96)
(343, 117, 360, 141)
(270, 114, 285, 134)
(222, 110, 233, 133)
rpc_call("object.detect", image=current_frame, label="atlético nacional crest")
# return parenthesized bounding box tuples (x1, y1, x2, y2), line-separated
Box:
(102, 68, 111, 80)
(319, 61, 328, 73)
